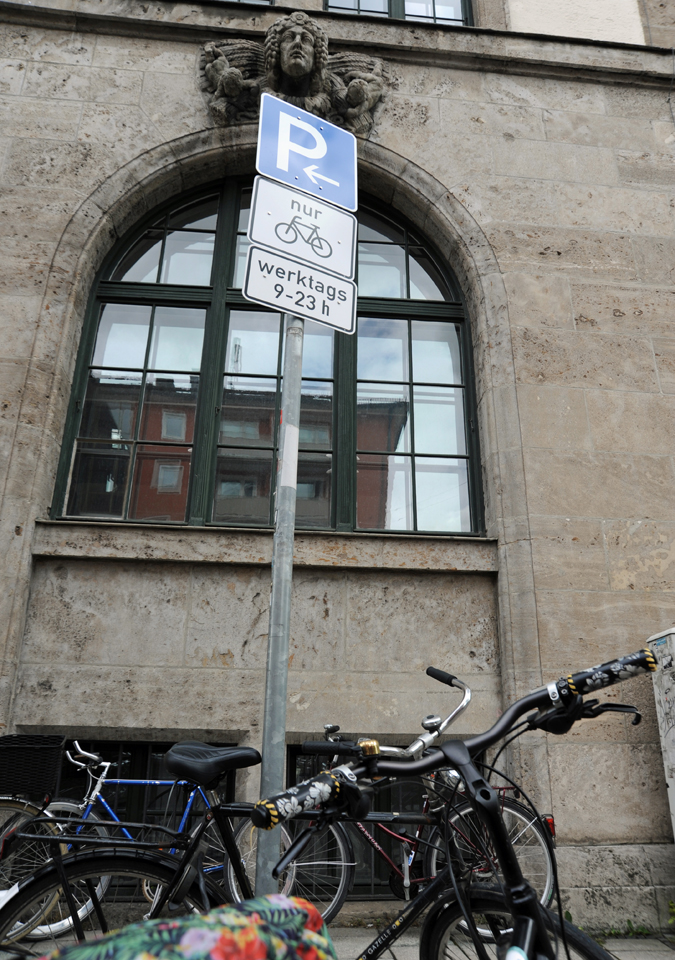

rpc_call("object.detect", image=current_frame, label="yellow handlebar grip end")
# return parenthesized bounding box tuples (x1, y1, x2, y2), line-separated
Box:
(643, 647, 658, 672)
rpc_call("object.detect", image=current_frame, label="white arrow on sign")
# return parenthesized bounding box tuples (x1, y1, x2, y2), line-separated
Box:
(304, 165, 340, 188)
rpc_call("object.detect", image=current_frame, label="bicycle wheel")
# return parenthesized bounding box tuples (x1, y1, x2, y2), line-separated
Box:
(425, 798, 554, 907)
(223, 818, 354, 924)
(0, 797, 63, 898)
(309, 236, 332, 258)
(422, 887, 613, 960)
(21, 802, 111, 940)
(275, 222, 298, 244)
(0, 849, 222, 954)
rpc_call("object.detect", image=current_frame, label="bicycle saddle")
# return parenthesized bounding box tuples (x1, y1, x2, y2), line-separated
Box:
(165, 741, 261, 788)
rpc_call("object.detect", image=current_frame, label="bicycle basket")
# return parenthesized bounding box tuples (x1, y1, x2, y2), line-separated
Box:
(0, 735, 66, 798)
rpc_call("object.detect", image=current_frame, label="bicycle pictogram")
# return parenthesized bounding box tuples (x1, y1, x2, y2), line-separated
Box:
(275, 216, 333, 258)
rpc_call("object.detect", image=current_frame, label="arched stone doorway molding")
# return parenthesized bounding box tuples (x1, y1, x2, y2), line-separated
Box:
(1, 125, 549, 810)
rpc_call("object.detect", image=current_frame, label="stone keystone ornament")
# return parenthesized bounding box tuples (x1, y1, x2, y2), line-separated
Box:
(201, 11, 388, 138)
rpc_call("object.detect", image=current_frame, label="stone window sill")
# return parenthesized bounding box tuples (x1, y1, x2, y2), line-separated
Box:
(33, 520, 497, 573)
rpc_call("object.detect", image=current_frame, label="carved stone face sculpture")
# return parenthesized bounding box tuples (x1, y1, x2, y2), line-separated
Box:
(279, 24, 315, 79)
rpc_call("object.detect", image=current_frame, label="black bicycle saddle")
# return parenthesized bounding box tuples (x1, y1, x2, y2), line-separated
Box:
(165, 741, 261, 788)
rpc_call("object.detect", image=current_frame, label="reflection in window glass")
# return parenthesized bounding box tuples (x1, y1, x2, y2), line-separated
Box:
(415, 458, 469, 531)
(168, 196, 219, 231)
(302, 322, 334, 379)
(357, 318, 409, 381)
(92, 304, 152, 369)
(213, 449, 273, 524)
(220, 377, 278, 448)
(225, 312, 281, 376)
(80, 371, 142, 441)
(112, 234, 163, 283)
(129, 445, 192, 521)
(160, 233, 215, 286)
(411, 321, 462, 384)
(357, 384, 410, 453)
(296, 453, 332, 528)
(300, 382, 332, 449)
(67, 441, 131, 518)
(140, 374, 199, 443)
(413, 386, 466, 455)
(356, 455, 413, 530)
(409, 249, 451, 300)
(148, 308, 206, 372)
(358, 243, 406, 298)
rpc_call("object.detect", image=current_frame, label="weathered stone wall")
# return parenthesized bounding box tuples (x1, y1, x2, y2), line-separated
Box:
(0, 2, 674, 928)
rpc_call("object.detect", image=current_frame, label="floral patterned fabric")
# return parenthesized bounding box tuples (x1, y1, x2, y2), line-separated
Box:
(38, 895, 337, 960)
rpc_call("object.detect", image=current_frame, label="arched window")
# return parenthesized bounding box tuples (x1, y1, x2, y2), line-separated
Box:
(53, 180, 482, 535)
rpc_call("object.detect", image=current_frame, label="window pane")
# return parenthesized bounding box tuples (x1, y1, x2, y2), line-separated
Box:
(358, 243, 406, 298)
(435, 2, 460, 17)
(413, 386, 466, 455)
(296, 453, 332, 528)
(405, 0, 434, 15)
(360, 0, 389, 12)
(233, 237, 250, 288)
(167, 196, 219, 231)
(226, 312, 281, 376)
(356, 454, 413, 530)
(80, 370, 142, 440)
(213, 449, 273, 524)
(302, 321, 334, 379)
(409, 248, 452, 300)
(357, 383, 410, 453)
(111, 232, 163, 283)
(128, 445, 191, 522)
(358, 210, 404, 244)
(415, 457, 470, 531)
(148, 307, 206, 372)
(300, 381, 332, 450)
(411, 321, 462, 384)
(220, 376, 277, 447)
(238, 190, 252, 233)
(357, 318, 409, 381)
(160, 231, 215, 286)
(92, 304, 152, 369)
(140, 374, 199, 443)
(66, 440, 131, 518)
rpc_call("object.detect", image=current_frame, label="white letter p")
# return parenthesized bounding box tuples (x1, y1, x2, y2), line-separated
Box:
(277, 113, 327, 172)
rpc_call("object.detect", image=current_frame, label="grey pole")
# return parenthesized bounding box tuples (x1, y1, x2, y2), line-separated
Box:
(255, 313, 304, 895)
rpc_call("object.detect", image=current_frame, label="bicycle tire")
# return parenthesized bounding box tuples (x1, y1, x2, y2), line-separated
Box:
(425, 797, 554, 908)
(0, 848, 222, 953)
(421, 887, 614, 960)
(0, 797, 63, 904)
(223, 817, 354, 924)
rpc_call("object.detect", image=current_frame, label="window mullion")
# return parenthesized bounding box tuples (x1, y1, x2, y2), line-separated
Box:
(186, 182, 240, 525)
(335, 329, 356, 531)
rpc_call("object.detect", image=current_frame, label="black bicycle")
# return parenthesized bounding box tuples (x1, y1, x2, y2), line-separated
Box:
(249, 647, 657, 960)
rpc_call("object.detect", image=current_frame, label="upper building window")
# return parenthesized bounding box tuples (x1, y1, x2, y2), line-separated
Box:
(325, 0, 472, 25)
(53, 180, 481, 535)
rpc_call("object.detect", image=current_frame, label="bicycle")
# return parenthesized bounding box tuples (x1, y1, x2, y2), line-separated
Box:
(299, 668, 554, 910)
(274, 216, 333, 257)
(248, 646, 657, 960)
(0, 740, 353, 943)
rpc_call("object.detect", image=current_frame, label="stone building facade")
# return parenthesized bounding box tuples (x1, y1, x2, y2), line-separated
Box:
(1, 0, 674, 930)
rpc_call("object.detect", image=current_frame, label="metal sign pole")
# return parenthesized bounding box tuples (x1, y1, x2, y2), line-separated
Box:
(255, 313, 304, 895)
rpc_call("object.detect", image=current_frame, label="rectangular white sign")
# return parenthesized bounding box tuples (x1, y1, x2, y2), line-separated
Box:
(248, 177, 357, 279)
(243, 245, 357, 334)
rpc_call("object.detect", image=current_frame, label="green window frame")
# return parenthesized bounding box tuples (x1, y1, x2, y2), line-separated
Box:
(51, 178, 483, 536)
(323, 0, 472, 25)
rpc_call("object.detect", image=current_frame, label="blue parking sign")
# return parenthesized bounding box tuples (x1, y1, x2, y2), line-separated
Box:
(256, 93, 358, 212)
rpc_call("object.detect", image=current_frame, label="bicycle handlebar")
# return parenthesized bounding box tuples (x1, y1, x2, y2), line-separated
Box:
(251, 771, 342, 830)
(301, 741, 363, 757)
(255, 647, 658, 826)
(426, 666, 458, 687)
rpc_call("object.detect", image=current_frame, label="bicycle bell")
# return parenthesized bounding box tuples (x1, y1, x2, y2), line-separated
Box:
(421, 714, 442, 732)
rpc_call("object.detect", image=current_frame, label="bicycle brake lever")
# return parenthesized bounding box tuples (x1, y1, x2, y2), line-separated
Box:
(581, 701, 642, 725)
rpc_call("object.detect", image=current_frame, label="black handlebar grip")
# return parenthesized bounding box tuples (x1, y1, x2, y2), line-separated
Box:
(426, 666, 458, 687)
(252, 771, 342, 830)
(555, 648, 657, 702)
(301, 741, 362, 756)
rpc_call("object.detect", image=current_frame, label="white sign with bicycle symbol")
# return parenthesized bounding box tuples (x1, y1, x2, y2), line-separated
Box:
(248, 176, 357, 279)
